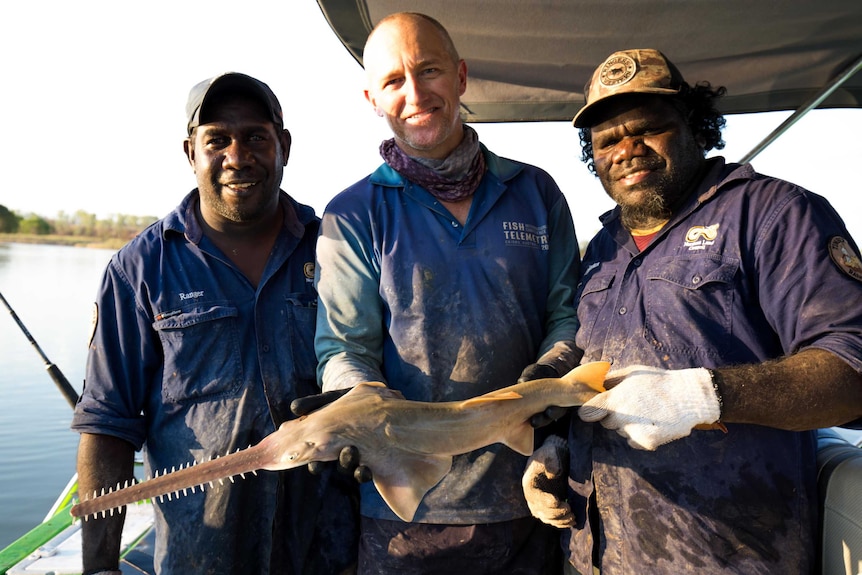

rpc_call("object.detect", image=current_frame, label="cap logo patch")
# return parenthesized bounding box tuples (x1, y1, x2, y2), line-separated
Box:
(599, 55, 637, 87)
(828, 236, 862, 282)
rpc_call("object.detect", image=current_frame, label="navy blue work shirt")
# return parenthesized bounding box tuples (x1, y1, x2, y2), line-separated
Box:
(566, 158, 862, 575)
(73, 190, 357, 574)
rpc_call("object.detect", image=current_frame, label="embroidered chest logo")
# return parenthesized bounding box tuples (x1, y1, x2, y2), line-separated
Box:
(501, 221, 549, 250)
(303, 262, 315, 281)
(828, 236, 862, 282)
(684, 224, 720, 251)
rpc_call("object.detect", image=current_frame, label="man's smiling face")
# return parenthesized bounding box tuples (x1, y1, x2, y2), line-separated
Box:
(589, 95, 704, 230)
(186, 94, 289, 225)
(363, 14, 467, 160)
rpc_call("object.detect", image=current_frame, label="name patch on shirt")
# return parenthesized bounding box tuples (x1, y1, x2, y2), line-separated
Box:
(502, 221, 549, 250)
(828, 236, 862, 282)
(684, 224, 720, 251)
(179, 290, 205, 301)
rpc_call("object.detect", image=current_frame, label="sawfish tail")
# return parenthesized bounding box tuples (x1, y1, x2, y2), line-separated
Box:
(71, 442, 269, 520)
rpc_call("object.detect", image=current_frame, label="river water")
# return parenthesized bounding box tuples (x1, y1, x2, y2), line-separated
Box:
(0, 242, 115, 549)
(2, 241, 860, 553)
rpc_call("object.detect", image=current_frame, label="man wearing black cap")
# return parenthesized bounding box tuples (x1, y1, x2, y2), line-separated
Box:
(72, 73, 357, 574)
(523, 49, 862, 574)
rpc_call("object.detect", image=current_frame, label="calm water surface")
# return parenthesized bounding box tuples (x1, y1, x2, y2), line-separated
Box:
(2, 241, 860, 553)
(0, 242, 115, 549)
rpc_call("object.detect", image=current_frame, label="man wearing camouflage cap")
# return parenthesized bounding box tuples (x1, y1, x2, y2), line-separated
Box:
(523, 49, 862, 574)
(73, 73, 357, 574)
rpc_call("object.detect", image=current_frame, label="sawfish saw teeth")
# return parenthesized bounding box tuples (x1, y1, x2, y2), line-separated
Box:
(69, 362, 613, 523)
(71, 446, 261, 521)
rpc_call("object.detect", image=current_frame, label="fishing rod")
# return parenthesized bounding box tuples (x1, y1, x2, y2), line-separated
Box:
(0, 290, 79, 409)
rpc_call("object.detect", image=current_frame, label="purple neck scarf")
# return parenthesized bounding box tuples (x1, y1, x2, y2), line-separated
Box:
(379, 124, 486, 202)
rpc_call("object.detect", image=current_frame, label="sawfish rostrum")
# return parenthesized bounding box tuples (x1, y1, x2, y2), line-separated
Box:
(72, 361, 611, 522)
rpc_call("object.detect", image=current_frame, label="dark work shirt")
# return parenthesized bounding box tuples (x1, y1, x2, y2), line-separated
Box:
(567, 158, 862, 574)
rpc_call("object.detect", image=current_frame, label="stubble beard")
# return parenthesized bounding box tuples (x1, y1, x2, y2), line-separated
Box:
(609, 156, 702, 231)
(202, 180, 280, 225)
(390, 112, 459, 156)
(615, 185, 674, 230)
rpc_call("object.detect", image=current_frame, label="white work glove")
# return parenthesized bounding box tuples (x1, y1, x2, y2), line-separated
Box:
(578, 365, 721, 451)
(521, 435, 574, 528)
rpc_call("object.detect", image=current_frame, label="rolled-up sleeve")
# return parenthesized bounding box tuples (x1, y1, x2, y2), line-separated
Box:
(71, 259, 153, 449)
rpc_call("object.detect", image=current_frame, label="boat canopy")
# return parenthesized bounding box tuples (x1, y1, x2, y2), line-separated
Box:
(316, 0, 862, 124)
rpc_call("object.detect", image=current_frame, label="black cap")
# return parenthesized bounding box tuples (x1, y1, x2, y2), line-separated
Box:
(186, 72, 283, 135)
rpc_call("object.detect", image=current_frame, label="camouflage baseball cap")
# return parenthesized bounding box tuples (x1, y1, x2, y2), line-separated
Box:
(572, 49, 685, 127)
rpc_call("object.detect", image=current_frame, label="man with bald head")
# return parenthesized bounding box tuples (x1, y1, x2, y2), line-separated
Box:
(314, 11, 581, 574)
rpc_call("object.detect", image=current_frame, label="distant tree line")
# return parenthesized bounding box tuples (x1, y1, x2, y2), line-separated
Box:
(0, 204, 157, 240)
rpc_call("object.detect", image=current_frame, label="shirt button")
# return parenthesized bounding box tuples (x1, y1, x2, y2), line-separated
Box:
(633, 258, 642, 267)
(692, 275, 702, 284)
(262, 344, 270, 352)
(451, 221, 459, 228)
(619, 307, 627, 315)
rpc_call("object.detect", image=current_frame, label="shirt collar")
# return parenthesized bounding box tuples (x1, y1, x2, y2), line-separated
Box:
(162, 189, 314, 244)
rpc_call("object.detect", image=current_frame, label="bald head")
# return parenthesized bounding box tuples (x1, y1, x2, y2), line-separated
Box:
(361, 11, 467, 159)
(364, 12, 460, 70)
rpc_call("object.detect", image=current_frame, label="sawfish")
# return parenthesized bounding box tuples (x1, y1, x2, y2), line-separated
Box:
(71, 361, 611, 522)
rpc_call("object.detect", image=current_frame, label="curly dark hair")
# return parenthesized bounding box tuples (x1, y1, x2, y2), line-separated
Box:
(578, 82, 727, 175)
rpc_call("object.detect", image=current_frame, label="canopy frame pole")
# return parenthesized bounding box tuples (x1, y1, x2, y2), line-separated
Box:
(739, 54, 862, 164)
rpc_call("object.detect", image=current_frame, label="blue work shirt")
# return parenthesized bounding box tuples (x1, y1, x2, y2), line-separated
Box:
(73, 190, 356, 574)
(315, 145, 580, 524)
(567, 158, 862, 574)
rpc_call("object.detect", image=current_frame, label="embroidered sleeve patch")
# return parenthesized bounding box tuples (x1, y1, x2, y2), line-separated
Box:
(88, 302, 98, 347)
(828, 236, 862, 282)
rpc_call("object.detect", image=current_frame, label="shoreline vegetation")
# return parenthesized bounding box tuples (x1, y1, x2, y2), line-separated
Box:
(0, 204, 156, 251)
(0, 233, 128, 250)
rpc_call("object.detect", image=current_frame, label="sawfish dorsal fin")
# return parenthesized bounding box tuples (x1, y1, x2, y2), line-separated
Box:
(460, 390, 523, 406)
(372, 453, 452, 522)
(561, 361, 611, 392)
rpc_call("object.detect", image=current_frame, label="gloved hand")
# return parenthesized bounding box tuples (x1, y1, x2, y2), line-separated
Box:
(290, 388, 372, 483)
(518, 363, 560, 382)
(521, 435, 574, 528)
(578, 365, 721, 451)
(519, 363, 570, 428)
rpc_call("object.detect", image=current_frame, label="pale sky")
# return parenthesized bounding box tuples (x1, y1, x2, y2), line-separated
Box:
(1, 1, 859, 242)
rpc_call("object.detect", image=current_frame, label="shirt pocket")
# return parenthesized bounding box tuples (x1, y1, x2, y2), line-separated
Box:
(154, 303, 244, 404)
(576, 273, 615, 354)
(644, 254, 739, 360)
(285, 292, 318, 389)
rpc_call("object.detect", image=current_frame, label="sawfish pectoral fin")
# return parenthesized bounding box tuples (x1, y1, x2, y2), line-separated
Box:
(371, 453, 452, 522)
